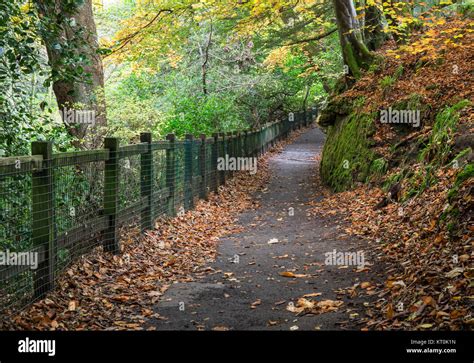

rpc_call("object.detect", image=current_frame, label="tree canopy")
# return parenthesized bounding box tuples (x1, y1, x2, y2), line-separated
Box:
(0, 0, 469, 152)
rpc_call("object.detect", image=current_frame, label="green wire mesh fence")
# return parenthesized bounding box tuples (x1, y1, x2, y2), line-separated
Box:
(0, 110, 316, 316)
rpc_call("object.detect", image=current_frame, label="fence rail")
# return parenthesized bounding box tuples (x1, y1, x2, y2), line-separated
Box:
(0, 109, 316, 312)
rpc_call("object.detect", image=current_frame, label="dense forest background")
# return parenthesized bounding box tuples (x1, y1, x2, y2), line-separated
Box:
(1, 0, 342, 155)
(2, 0, 468, 156)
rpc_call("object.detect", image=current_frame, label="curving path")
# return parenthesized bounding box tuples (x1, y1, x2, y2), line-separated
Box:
(147, 126, 372, 331)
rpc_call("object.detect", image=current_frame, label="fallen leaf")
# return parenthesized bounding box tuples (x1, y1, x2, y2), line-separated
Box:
(279, 271, 308, 278)
(418, 323, 433, 329)
(386, 303, 394, 319)
(251, 299, 262, 309)
(445, 267, 463, 278)
(303, 292, 322, 298)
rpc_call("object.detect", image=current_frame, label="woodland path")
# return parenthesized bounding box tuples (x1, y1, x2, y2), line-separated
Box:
(147, 126, 372, 330)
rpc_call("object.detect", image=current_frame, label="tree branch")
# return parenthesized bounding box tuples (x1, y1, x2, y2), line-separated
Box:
(285, 27, 338, 46)
(103, 8, 174, 58)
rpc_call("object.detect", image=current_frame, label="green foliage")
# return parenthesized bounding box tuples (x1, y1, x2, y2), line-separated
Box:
(0, 1, 79, 156)
(161, 94, 243, 138)
(454, 162, 474, 185)
(106, 96, 164, 142)
(394, 64, 404, 79)
(1, 0, 340, 154)
(94, 1, 339, 141)
(379, 75, 395, 91)
(396, 93, 424, 110)
(383, 169, 406, 191)
(0, 1, 44, 155)
(458, 2, 474, 17)
(439, 162, 473, 238)
(447, 163, 474, 201)
(419, 99, 471, 166)
(404, 165, 438, 200)
(450, 147, 471, 168)
(395, 100, 471, 202)
(369, 157, 388, 178)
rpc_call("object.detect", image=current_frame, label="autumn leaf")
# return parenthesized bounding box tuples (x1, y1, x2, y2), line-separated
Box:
(68, 301, 77, 312)
(251, 299, 262, 309)
(279, 271, 308, 278)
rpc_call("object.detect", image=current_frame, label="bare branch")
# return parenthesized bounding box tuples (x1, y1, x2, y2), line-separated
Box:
(285, 27, 338, 46)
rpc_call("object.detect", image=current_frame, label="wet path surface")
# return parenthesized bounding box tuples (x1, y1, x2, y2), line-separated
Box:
(148, 127, 369, 330)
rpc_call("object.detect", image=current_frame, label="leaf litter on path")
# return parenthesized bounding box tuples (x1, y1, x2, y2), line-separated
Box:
(0, 130, 309, 331)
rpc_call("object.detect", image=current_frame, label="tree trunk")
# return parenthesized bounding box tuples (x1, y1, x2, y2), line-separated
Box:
(35, 0, 106, 149)
(364, 2, 386, 50)
(332, 0, 373, 78)
(197, 24, 213, 96)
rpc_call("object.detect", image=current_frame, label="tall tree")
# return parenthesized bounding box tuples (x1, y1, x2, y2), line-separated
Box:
(34, 0, 106, 148)
(364, 1, 386, 50)
(197, 23, 213, 96)
(332, 0, 373, 78)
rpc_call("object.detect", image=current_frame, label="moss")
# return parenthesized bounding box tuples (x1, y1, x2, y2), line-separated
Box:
(419, 99, 471, 166)
(455, 163, 474, 185)
(369, 157, 388, 181)
(439, 203, 461, 240)
(448, 163, 474, 201)
(393, 93, 426, 111)
(319, 96, 365, 128)
(344, 43, 361, 79)
(459, 2, 474, 17)
(425, 84, 439, 91)
(447, 222, 456, 233)
(320, 112, 376, 191)
(367, 63, 379, 74)
(367, 55, 386, 75)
